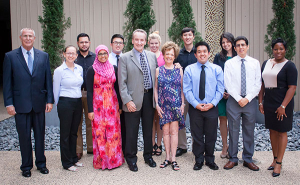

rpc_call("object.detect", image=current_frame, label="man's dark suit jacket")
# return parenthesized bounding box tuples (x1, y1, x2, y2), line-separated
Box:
(3, 47, 54, 112)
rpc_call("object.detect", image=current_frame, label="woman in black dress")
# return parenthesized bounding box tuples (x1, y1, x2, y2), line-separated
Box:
(258, 38, 298, 177)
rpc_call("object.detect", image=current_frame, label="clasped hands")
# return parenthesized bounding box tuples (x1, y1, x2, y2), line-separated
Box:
(196, 103, 213, 111)
(238, 98, 249, 107)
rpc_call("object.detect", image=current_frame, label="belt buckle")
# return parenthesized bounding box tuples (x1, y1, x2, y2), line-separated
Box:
(144, 89, 148, 93)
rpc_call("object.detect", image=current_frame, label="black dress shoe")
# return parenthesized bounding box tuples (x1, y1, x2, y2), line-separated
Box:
(193, 162, 203, 170)
(205, 162, 219, 170)
(145, 158, 157, 167)
(128, 163, 138, 172)
(22, 170, 31, 177)
(37, 167, 49, 174)
(175, 148, 187, 157)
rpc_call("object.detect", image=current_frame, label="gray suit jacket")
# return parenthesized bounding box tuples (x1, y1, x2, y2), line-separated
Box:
(118, 49, 158, 112)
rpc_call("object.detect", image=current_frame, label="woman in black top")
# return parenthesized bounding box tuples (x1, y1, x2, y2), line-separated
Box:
(213, 32, 236, 159)
(258, 38, 298, 177)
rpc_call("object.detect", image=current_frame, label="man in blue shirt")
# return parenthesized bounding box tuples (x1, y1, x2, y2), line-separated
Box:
(183, 41, 224, 171)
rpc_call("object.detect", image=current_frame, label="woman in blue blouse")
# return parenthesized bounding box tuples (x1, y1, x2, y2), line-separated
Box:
(53, 45, 84, 172)
(213, 32, 236, 158)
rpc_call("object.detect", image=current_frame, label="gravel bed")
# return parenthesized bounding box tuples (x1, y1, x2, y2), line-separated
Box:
(1, 112, 300, 151)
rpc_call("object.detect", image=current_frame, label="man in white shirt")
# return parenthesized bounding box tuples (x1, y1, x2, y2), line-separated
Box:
(223, 36, 261, 171)
(108, 34, 124, 67)
(108, 34, 126, 154)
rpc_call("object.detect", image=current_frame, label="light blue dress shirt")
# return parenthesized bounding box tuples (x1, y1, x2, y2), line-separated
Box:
(53, 62, 83, 105)
(183, 61, 224, 108)
(132, 48, 153, 89)
(21, 46, 34, 65)
(108, 52, 123, 66)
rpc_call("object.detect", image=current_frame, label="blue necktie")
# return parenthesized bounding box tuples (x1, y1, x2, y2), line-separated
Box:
(241, 59, 246, 97)
(27, 51, 33, 74)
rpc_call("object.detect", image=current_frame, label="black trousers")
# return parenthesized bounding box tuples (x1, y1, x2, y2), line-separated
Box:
(189, 104, 218, 164)
(15, 110, 46, 171)
(57, 97, 82, 169)
(120, 112, 126, 155)
(124, 90, 154, 164)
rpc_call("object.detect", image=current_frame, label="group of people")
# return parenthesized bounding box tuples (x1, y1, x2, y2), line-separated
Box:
(3, 27, 297, 178)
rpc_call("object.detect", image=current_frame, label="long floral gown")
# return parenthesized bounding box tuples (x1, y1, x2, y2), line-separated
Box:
(92, 72, 124, 169)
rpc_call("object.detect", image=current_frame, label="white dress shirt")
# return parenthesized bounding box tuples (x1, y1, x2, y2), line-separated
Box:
(53, 62, 83, 105)
(224, 55, 261, 103)
(21, 46, 34, 65)
(108, 52, 123, 66)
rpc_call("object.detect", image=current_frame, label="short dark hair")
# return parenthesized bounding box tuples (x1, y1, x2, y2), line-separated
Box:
(271, 38, 287, 50)
(234, 36, 248, 46)
(77, 33, 90, 41)
(181, 27, 195, 36)
(194, 41, 210, 53)
(111, 34, 124, 43)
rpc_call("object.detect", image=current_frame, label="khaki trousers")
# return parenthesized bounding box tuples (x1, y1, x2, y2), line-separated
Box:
(76, 91, 93, 153)
(178, 98, 188, 149)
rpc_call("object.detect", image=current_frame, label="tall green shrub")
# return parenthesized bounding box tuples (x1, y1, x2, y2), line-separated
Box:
(38, 0, 71, 73)
(123, 0, 156, 51)
(168, 0, 203, 47)
(264, 0, 296, 60)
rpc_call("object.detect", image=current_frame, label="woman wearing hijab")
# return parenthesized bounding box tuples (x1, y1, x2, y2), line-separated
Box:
(86, 45, 124, 170)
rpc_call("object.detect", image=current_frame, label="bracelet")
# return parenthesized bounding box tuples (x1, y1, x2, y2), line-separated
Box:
(280, 105, 286, 109)
(258, 103, 263, 106)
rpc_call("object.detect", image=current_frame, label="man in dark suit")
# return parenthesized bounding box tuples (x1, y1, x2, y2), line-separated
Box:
(3, 28, 54, 177)
(118, 29, 158, 172)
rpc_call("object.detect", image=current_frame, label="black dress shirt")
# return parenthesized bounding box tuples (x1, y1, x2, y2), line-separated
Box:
(174, 46, 197, 72)
(75, 50, 96, 90)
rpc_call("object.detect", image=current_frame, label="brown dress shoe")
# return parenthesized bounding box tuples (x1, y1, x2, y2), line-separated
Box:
(76, 153, 83, 160)
(223, 161, 238, 170)
(243, 162, 259, 171)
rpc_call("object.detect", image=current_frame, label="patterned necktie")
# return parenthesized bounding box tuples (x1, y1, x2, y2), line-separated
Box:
(27, 51, 33, 74)
(241, 58, 246, 97)
(140, 53, 151, 89)
(116, 55, 120, 66)
(199, 65, 205, 100)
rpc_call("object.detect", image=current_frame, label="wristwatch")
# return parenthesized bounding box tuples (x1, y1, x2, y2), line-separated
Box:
(280, 105, 286, 109)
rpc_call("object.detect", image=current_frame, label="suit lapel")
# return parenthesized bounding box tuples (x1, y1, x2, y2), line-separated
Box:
(32, 48, 39, 75)
(130, 50, 142, 72)
(16, 47, 31, 75)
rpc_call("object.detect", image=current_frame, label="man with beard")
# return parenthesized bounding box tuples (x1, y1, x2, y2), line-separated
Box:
(75, 33, 96, 160)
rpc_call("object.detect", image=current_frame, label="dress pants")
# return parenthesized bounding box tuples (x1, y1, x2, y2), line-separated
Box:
(177, 98, 188, 149)
(76, 91, 93, 154)
(226, 96, 256, 163)
(15, 110, 46, 171)
(120, 112, 126, 154)
(124, 89, 154, 164)
(57, 97, 82, 169)
(189, 105, 218, 164)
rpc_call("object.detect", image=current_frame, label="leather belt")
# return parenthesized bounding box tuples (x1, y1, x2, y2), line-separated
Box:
(144, 88, 153, 93)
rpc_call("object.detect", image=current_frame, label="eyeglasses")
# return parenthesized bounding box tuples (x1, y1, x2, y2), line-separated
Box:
(235, 44, 247, 48)
(98, 53, 108, 56)
(22, 35, 34, 39)
(112, 41, 124, 46)
(65, 53, 76, 56)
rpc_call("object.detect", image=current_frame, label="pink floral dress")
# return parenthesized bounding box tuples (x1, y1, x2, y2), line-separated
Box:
(92, 72, 124, 169)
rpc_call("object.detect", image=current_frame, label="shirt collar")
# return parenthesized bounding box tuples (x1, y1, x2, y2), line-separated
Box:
(197, 60, 209, 68)
(62, 61, 77, 70)
(110, 52, 123, 57)
(77, 50, 93, 57)
(21, 46, 34, 56)
(133, 48, 145, 55)
(182, 46, 195, 53)
(236, 55, 249, 61)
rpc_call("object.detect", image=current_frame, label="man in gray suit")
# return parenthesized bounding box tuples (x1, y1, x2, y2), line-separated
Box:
(118, 29, 158, 172)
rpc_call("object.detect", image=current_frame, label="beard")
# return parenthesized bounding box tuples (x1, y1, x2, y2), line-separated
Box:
(79, 47, 89, 53)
